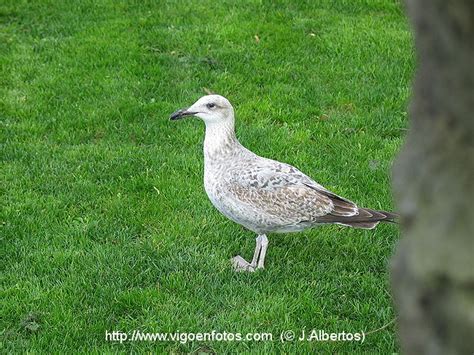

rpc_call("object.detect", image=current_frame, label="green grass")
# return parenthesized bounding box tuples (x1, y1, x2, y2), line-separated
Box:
(1, 0, 413, 352)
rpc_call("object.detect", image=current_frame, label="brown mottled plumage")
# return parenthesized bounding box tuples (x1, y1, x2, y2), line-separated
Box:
(170, 95, 397, 271)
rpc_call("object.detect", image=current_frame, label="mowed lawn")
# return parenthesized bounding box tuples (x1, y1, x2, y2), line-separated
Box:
(1, 0, 413, 352)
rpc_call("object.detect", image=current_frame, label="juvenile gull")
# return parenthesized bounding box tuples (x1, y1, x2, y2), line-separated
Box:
(170, 95, 397, 272)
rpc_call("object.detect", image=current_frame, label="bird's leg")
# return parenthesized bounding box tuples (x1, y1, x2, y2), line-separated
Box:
(249, 235, 263, 269)
(256, 234, 269, 269)
(231, 234, 264, 272)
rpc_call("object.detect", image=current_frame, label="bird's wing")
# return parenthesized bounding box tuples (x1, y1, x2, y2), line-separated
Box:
(225, 159, 359, 225)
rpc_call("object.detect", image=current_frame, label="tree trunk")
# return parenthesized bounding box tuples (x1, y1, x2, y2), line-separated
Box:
(391, 0, 474, 354)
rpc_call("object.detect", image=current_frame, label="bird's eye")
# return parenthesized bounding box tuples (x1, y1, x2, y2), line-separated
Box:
(206, 103, 216, 109)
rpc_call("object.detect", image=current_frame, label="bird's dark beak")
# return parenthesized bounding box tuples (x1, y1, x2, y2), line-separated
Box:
(169, 108, 197, 121)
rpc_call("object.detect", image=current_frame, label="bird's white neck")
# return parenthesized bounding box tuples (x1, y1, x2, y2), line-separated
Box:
(203, 119, 238, 160)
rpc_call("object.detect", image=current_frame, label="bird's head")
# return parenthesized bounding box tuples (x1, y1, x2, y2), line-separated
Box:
(170, 94, 234, 125)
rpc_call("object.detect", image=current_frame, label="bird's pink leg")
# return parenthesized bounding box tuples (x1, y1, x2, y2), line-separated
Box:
(256, 235, 268, 269)
(231, 234, 268, 272)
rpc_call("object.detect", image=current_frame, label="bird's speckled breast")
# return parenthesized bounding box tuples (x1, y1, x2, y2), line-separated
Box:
(204, 151, 261, 232)
(204, 157, 240, 220)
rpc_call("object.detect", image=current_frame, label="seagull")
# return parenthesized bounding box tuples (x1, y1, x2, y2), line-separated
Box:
(170, 95, 397, 272)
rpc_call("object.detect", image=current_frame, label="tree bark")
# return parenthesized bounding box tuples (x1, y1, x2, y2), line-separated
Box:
(391, 0, 474, 354)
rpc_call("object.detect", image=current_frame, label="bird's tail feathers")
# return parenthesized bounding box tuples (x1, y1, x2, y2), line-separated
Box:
(306, 185, 399, 229)
(337, 208, 399, 229)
